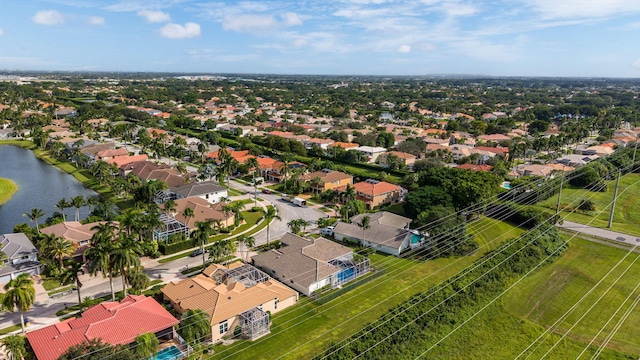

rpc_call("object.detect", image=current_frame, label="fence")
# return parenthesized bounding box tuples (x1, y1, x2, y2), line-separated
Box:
(310, 268, 386, 305)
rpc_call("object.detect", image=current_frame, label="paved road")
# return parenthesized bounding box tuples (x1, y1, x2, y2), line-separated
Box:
(0, 138, 327, 335)
(558, 220, 640, 246)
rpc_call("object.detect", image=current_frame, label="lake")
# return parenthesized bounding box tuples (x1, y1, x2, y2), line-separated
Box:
(0, 145, 98, 233)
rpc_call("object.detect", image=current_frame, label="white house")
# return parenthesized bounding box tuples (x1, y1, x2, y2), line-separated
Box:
(333, 212, 422, 256)
(154, 180, 228, 204)
(0, 233, 41, 284)
(352, 146, 388, 163)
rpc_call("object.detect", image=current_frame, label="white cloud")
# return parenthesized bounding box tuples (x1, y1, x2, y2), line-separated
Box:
(523, 0, 640, 19)
(32, 10, 65, 26)
(87, 16, 105, 25)
(222, 14, 283, 34)
(397, 45, 411, 53)
(282, 12, 302, 26)
(159, 22, 201, 39)
(138, 10, 171, 23)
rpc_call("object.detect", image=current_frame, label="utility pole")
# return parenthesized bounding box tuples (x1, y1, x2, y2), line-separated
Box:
(608, 170, 622, 228)
(556, 166, 565, 215)
(632, 134, 638, 168)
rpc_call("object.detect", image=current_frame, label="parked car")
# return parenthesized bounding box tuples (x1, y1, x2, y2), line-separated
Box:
(262, 189, 271, 194)
(190, 248, 204, 257)
(319, 226, 335, 237)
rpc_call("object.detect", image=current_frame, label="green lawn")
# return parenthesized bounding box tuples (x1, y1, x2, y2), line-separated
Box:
(536, 173, 640, 236)
(501, 237, 640, 357)
(0, 177, 18, 205)
(209, 217, 522, 359)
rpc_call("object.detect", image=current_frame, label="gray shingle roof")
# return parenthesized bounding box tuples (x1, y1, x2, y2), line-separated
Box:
(170, 181, 226, 198)
(334, 212, 411, 249)
(0, 233, 37, 260)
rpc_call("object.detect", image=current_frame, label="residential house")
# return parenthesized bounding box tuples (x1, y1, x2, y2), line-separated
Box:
(162, 262, 298, 342)
(206, 149, 255, 165)
(154, 180, 228, 205)
(26, 295, 179, 360)
(0, 233, 41, 284)
(377, 151, 416, 169)
(477, 134, 512, 143)
(300, 169, 353, 192)
(96, 147, 128, 161)
(351, 179, 405, 209)
(303, 138, 335, 150)
(352, 146, 388, 163)
(166, 197, 233, 233)
(333, 212, 422, 256)
(252, 233, 370, 296)
(555, 154, 598, 167)
(119, 160, 189, 188)
(456, 164, 493, 172)
(40, 221, 117, 262)
(328, 142, 359, 150)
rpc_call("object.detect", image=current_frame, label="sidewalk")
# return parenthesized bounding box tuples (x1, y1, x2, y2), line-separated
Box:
(557, 220, 640, 246)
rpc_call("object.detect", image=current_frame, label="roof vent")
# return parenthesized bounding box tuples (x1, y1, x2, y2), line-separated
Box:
(228, 296, 231, 300)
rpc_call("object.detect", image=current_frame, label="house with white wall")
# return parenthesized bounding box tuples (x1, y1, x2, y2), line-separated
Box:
(0, 233, 41, 284)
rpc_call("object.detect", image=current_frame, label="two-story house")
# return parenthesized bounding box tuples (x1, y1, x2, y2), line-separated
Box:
(351, 179, 405, 209)
(0, 233, 41, 284)
(301, 169, 353, 192)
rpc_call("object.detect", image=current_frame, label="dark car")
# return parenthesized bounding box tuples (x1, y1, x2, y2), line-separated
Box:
(262, 189, 271, 194)
(190, 248, 203, 257)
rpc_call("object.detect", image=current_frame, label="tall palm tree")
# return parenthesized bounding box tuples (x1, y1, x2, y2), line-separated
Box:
(246, 157, 260, 206)
(70, 196, 85, 222)
(23, 208, 45, 233)
(178, 309, 211, 344)
(55, 198, 70, 222)
(164, 199, 177, 215)
(112, 233, 142, 297)
(262, 206, 280, 247)
(2, 274, 36, 333)
(280, 155, 292, 191)
(48, 236, 74, 270)
(191, 221, 215, 267)
(87, 222, 118, 300)
(237, 234, 255, 263)
(1, 334, 27, 360)
(117, 208, 142, 236)
(60, 260, 84, 310)
(134, 333, 159, 359)
(357, 215, 371, 244)
(343, 184, 356, 204)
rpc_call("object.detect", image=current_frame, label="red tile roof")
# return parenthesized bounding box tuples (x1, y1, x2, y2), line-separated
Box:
(26, 295, 178, 360)
(457, 164, 493, 172)
(352, 180, 401, 196)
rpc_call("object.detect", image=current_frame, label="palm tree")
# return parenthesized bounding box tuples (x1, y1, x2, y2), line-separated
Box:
(237, 234, 255, 263)
(112, 233, 142, 297)
(246, 157, 260, 206)
(262, 206, 281, 247)
(134, 333, 159, 359)
(191, 221, 215, 267)
(48, 236, 74, 270)
(70, 196, 85, 222)
(343, 184, 356, 204)
(280, 155, 292, 191)
(182, 207, 194, 229)
(357, 215, 371, 244)
(87, 222, 118, 301)
(164, 199, 177, 215)
(60, 260, 84, 310)
(311, 176, 323, 194)
(287, 219, 302, 234)
(1, 334, 27, 360)
(55, 198, 70, 222)
(2, 274, 36, 333)
(117, 208, 142, 236)
(178, 309, 211, 344)
(23, 208, 45, 233)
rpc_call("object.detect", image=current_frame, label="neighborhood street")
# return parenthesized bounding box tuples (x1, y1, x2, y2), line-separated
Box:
(558, 220, 640, 246)
(0, 139, 327, 336)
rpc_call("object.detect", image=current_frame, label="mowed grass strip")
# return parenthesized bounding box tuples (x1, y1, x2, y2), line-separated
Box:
(0, 177, 18, 205)
(210, 217, 523, 359)
(536, 173, 640, 236)
(502, 237, 640, 356)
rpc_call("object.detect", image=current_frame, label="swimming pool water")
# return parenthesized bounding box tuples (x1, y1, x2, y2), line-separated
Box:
(153, 346, 184, 360)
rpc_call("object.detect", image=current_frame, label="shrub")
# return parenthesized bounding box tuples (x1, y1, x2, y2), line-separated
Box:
(578, 199, 596, 211)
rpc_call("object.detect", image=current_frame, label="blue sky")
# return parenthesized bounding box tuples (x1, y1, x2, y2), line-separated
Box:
(1, 0, 640, 77)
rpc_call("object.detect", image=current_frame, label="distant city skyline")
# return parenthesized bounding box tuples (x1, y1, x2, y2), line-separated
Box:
(1, 1, 640, 77)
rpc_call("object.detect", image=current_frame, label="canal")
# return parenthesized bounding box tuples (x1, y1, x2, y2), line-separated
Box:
(0, 145, 98, 233)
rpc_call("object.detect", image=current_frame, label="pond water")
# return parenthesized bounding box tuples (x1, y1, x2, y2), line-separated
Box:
(0, 145, 98, 233)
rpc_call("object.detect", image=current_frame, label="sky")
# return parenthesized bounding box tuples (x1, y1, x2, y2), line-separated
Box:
(1, 0, 640, 77)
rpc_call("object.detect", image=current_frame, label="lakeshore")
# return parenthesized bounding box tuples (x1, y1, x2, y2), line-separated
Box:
(0, 177, 18, 205)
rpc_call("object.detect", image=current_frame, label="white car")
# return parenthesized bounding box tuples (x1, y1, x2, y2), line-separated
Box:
(319, 226, 335, 237)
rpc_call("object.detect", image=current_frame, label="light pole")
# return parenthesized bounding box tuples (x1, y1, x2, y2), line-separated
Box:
(608, 170, 622, 228)
(556, 165, 565, 216)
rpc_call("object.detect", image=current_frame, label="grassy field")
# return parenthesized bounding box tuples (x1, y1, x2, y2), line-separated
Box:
(209, 217, 523, 359)
(0, 177, 18, 205)
(501, 237, 640, 357)
(536, 173, 640, 236)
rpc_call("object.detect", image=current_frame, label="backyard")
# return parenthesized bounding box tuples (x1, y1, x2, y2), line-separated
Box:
(209, 217, 523, 359)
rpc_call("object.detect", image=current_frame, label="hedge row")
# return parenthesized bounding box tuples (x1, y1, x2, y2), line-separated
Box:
(316, 217, 567, 359)
(158, 239, 194, 255)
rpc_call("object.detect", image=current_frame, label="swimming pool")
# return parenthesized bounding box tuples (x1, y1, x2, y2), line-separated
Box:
(501, 181, 512, 189)
(152, 345, 184, 360)
(411, 233, 422, 244)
